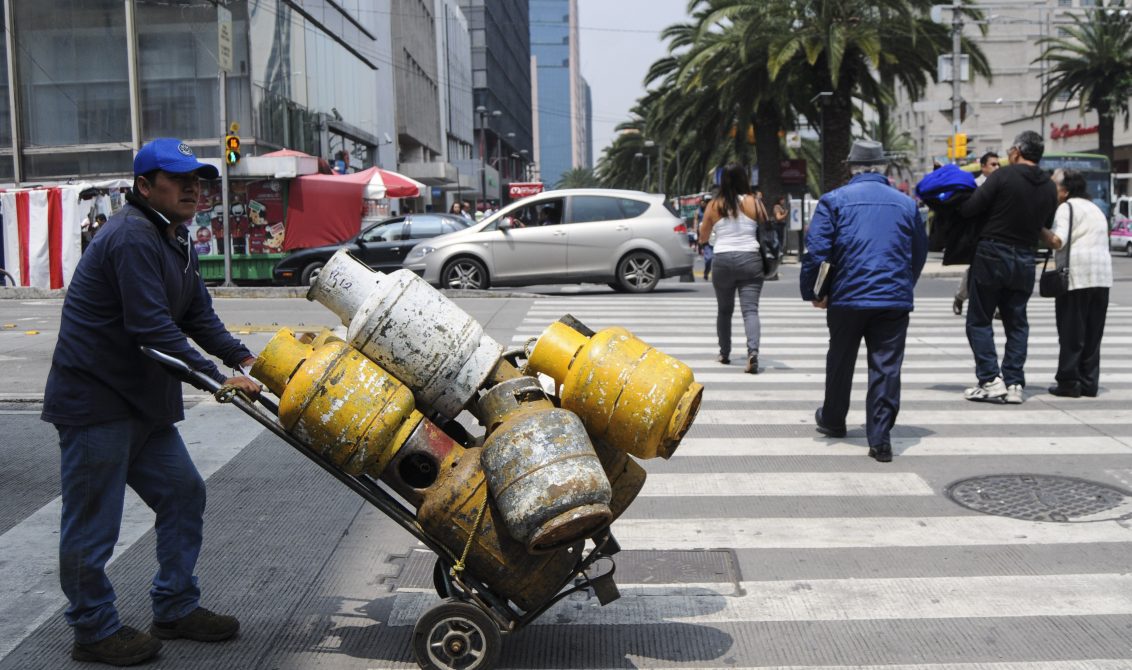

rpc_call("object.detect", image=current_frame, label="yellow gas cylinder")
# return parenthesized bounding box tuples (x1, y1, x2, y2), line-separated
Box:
(417, 446, 583, 611)
(251, 328, 422, 477)
(527, 320, 703, 460)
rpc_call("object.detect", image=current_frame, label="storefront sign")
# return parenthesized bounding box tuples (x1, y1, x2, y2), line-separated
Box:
(780, 159, 807, 185)
(1050, 122, 1099, 140)
(508, 182, 544, 199)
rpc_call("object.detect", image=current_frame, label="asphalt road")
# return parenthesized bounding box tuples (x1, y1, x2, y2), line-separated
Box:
(1, 253, 1132, 669)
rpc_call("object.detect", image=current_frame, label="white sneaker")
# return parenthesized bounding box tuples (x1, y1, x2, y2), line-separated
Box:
(964, 376, 1007, 402)
(1005, 384, 1024, 404)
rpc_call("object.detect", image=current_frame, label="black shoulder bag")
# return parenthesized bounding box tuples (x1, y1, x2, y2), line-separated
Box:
(1039, 202, 1072, 298)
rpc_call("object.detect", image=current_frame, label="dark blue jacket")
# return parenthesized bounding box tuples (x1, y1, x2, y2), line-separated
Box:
(800, 173, 928, 310)
(42, 196, 253, 426)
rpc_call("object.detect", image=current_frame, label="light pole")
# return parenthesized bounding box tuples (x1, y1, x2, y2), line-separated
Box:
(635, 152, 650, 191)
(492, 110, 502, 199)
(519, 148, 529, 180)
(644, 140, 656, 193)
(950, 0, 963, 164)
(476, 105, 487, 208)
(810, 91, 833, 194)
(506, 131, 516, 179)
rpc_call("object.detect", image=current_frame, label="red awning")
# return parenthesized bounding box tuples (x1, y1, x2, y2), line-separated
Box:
(283, 168, 377, 251)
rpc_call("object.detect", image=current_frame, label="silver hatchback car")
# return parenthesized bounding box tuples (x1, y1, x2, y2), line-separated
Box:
(402, 189, 695, 292)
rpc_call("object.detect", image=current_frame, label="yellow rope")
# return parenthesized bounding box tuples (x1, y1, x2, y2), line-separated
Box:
(451, 486, 490, 576)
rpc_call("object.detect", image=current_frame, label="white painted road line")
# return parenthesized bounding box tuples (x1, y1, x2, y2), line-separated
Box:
(389, 573, 1132, 626)
(0, 398, 265, 661)
(639, 472, 935, 497)
(611, 516, 1132, 549)
(674, 436, 1132, 457)
(365, 661, 1132, 670)
(691, 409, 1132, 425)
(698, 388, 1132, 402)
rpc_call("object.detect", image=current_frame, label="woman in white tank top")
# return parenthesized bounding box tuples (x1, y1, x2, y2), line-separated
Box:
(698, 163, 769, 373)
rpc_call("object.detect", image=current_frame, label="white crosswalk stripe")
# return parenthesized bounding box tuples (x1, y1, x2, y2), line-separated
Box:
(496, 293, 1132, 667)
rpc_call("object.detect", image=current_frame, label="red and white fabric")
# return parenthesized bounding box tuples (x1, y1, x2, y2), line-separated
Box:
(1, 186, 85, 288)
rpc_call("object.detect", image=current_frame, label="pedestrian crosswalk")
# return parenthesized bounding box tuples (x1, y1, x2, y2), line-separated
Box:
(437, 293, 1132, 668)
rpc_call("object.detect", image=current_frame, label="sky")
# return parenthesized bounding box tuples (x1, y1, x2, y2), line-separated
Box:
(578, 0, 692, 163)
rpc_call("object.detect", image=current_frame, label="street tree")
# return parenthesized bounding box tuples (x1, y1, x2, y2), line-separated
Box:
(1036, 2, 1132, 165)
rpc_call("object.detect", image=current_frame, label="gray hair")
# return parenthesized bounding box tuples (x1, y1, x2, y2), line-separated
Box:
(1012, 130, 1045, 162)
(849, 165, 881, 176)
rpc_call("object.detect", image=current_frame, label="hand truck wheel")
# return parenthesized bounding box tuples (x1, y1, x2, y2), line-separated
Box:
(433, 557, 452, 598)
(411, 598, 501, 670)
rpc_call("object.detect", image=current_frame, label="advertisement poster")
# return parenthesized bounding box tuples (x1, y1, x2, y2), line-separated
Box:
(193, 179, 286, 256)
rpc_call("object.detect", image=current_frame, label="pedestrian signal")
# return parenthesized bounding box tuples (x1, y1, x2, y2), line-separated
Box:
(224, 134, 241, 166)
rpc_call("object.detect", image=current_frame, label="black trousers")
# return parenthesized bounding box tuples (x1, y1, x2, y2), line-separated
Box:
(1054, 286, 1109, 395)
(823, 308, 910, 448)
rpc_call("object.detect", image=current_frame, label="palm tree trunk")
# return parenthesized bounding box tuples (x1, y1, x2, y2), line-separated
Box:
(754, 104, 783, 199)
(822, 89, 854, 194)
(1098, 112, 1115, 166)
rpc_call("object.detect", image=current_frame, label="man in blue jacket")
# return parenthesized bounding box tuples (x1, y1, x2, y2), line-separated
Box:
(800, 140, 928, 462)
(42, 138, 262, 666)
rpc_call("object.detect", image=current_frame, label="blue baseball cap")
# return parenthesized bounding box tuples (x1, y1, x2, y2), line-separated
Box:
(133, 138, 219, 179)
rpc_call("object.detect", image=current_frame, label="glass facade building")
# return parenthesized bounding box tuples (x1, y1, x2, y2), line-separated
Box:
(1, 0, 382, 183)
(529, 0, 589, 188)
(459, 0, 532, 192)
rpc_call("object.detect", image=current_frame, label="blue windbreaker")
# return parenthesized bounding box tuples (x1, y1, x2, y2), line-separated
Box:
(800, 173, 928, 310)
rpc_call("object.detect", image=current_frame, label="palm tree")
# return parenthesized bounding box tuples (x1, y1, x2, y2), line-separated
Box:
(758, 0, 990, 192)
(1036, 2, 1132, 164)
(555, 167, 601, 189)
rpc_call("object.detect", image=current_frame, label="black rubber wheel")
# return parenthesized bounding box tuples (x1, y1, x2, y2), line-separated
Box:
(432, 558, 452, 598)
(300, 261, 325, 287)
(441, 258, 489, 290)
(411, 599, 501, 670)
(1126, 242, 1132, 257)
(614, 251, 660, 293)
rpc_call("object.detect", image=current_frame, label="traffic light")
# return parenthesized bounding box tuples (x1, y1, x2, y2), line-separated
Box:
(946, 135, 954, 159)
(953, 132, 967, 161)
(224, 134, 240, 166)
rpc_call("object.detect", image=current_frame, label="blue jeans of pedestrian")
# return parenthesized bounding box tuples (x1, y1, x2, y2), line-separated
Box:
(711, 251, 764, 359)
(965, 239, 1036, 386)
(822, 308, 910, 448)
(57, 419, 205, 643)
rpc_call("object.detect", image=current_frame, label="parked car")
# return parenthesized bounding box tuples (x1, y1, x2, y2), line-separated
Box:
(273, 213, 469, 285)
(1111, 218, 1132, 256)
(401, 189, 696, 292)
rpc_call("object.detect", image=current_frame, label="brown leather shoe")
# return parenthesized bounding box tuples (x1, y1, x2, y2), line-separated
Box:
(150, 607, 239, 642)
(72, 626, 162, 666)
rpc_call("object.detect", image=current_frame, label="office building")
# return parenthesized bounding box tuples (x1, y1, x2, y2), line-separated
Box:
(459, 0, 532, 202)
(0, 0, 390, 184)
(529, 0, 590, 188)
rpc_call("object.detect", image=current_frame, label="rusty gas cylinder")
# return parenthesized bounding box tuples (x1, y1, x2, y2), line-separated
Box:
(526, 319, 703, 460)
(591, 438, 646, 523)
(251, 328, 421, 477)
(477, 377, 612, 553)
(380, 419, 463, 509)
(416, 446, 582, 611)
(307, 249, 503, 418)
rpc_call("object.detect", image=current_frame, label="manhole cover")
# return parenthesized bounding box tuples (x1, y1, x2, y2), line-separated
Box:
(946, 474, 1132, 522)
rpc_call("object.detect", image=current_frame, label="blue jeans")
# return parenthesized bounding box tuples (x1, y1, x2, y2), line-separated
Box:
(823, 308, 910, 448)
(57, 419, 205, 643)
(965, 239, 1035, 386)
(711, 251, 764, 359)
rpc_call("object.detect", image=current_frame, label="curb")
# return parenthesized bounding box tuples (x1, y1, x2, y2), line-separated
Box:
(0, 286, 549, 300)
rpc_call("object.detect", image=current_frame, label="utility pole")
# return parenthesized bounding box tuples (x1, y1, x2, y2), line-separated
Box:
(217, 4, 234, 286)
(951, 0, 963, 164)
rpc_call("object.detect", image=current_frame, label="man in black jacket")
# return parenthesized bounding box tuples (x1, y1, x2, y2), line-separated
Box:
(958, 131, 1058, 404)
(42, 138, 261, 666)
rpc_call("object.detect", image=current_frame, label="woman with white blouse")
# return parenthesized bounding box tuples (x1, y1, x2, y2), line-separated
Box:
(1041, 169, 1113, 397)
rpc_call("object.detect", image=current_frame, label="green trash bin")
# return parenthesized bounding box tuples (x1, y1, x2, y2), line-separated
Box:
(199, 254, 285, 283)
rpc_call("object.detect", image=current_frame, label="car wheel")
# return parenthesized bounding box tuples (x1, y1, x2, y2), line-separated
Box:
(614, 251, 660, 293)
(300, 261, 325, 287)
(1126, 242, 1132, 257)
(440, 258, 489, 290)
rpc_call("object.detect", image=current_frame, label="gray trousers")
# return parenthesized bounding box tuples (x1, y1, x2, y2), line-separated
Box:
(711, 251, 765, 358)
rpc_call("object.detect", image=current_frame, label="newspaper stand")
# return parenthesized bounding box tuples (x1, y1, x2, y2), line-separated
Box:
(141, 346, 623, 670)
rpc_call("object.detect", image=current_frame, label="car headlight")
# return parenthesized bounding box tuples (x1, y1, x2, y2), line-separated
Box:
(405, 245, 436, 263)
